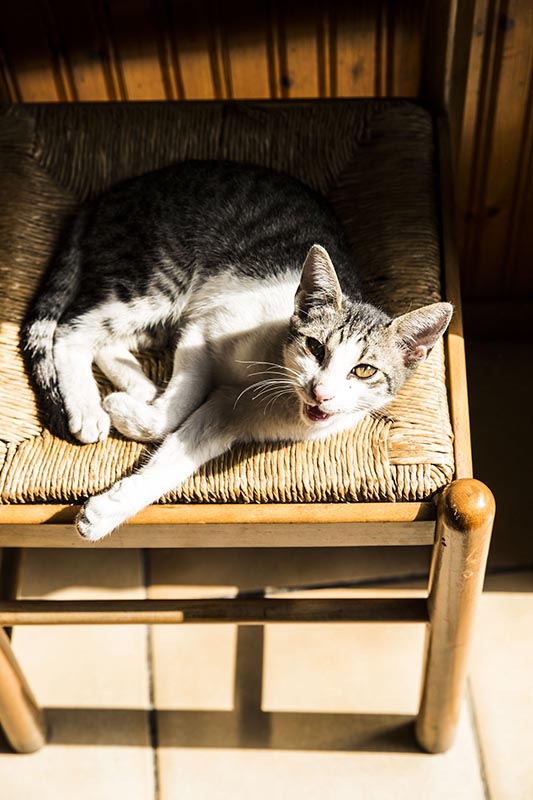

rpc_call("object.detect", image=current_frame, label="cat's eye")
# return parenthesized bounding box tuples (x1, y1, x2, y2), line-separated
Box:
(306, 337, 325, 363)
(352, 363, 377, 379)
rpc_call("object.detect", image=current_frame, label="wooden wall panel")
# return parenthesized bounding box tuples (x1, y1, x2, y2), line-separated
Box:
(458, 0, 533, 300)
(167, 1, 217, 100)
(0, 1, 66, 101)
(0, 0, 532, 301)
(333, 2, 379, 96)
(48, 0, 116, 101)
(277, 2, 322, 98)
(388, 0, 424, 97)
(105, 0, 167, 100)
(222, 2, 273, 99)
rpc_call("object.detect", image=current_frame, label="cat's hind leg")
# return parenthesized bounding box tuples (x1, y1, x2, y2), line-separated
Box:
(95, 344, 158, 402)
(53, 324, 110, 443)
(104, 323, 210, 442)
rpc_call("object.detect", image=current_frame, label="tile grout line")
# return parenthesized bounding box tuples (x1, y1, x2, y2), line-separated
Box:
(467, 679, 491, 800)
(142, 550, 161, 800)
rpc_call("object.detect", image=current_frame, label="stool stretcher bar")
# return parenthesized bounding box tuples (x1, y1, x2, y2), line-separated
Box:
(0, 598, 429, 625)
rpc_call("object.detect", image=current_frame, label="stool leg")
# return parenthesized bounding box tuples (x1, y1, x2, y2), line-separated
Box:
(0, 549, 47, 751)
(0, 626, 47, 753)
(0, 548, 24, 639)
(415, 478, 495, 753)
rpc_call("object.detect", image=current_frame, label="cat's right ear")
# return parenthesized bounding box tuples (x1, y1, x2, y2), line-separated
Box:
(294, 244, 342, 317)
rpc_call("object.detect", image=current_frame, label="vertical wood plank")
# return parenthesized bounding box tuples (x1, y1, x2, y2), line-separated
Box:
(0, 1, 65, 101)
(266, 3, 282, 99)
(0, 46, 20, 101)
(389, 0, 425, 96)
(456, 0, 491, 252)
(333, 1, 379, 97)
(168, 0, 218, 99)
(317, 1, 333, 97)
(106, 0, 168, 100)
(221, 3, 271, 99)
(376, 0, 390, 96)
(0, 68, 10, 102)
(277, 0, 320, 98)
(47, 0, 112, 101)
(504, 58, 533, 296)
(462, 0, 533, 299)
(458, 0, 502, 299)
(474, 0, 533, 298)
(154, 0, 180, 99)
(41, 0, 77, 101)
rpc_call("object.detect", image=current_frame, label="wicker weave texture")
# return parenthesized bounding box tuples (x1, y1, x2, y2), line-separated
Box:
(0, 101, 454, 504)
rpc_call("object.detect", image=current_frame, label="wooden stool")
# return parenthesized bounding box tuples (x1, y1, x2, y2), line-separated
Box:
(0, 2, 494, 755)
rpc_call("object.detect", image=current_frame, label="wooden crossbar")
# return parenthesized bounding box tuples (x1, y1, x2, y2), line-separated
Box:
(0, 598, 429, 625)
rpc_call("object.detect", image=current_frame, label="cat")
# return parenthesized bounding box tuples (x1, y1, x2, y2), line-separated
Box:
(21, 160, 452, 541)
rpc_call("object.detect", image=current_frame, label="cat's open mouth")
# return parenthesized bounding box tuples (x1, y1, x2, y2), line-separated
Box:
(304, 404, 332, 423)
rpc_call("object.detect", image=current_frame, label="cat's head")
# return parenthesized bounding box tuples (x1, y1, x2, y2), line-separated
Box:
(284, 244, 453, 431)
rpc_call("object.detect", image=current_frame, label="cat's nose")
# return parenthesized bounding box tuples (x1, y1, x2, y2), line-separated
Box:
(312, 384, 333, 404)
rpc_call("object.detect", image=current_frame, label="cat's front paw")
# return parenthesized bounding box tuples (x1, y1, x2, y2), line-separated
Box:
(103, 392, 162, 441)
(68, 404, 110, 444)
(76, 486, 125, 541)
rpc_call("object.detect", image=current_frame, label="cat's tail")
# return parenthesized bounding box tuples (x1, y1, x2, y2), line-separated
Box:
(20, 214, 85, 440)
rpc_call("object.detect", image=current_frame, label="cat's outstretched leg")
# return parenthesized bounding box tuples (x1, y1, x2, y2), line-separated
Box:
(104, 323, 210, 441)
(54, 325, 110, 443)
(95, 344, 158, 402)
(77, 387, 237, 541)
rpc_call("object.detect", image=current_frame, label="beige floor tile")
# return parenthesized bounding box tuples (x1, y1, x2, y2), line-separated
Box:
(0, 549, 154, 800)
(153, 615, 484, 800)
(470, 571, 533, 800)
(263, 591, 425, 715)
(149, 546, 431, 595)
(149, 551, 484, 800)
(156, 710, 483, 800)
(153, 624, 238, 711)
(0, 727, 154, 800)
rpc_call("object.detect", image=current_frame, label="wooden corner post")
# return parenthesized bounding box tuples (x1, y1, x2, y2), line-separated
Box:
(415, 478, 495, 753)
(0, 626, 47, 753)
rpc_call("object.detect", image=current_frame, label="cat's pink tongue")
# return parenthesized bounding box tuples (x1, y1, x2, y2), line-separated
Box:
(304, 404, 331, 423)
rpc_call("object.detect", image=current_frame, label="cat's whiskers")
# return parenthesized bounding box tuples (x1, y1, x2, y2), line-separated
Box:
(252, 381, 296, 401)
(261, 388, 295, 415)
(236, 359, 300, 378)
(233, 377, 297, 409)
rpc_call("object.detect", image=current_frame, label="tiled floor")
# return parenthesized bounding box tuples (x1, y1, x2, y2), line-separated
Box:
(1, 338, 532, 799)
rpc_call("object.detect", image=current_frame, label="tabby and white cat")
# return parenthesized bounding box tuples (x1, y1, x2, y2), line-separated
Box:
(22, 160, 452, 540)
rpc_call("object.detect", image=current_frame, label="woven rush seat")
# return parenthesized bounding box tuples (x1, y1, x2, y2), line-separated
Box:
(0, 100, 454, 506)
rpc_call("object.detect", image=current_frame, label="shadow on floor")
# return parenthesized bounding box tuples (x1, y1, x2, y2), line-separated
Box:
(0, 707, 420, 754)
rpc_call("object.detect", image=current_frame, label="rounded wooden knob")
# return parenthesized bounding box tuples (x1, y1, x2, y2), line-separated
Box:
(439, 478, 495, 535)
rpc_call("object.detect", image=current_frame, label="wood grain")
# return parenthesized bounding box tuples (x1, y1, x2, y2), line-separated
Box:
(0, 520, 436, 549)
(416, 478, 495, 753)
(0, 0, 531, 298)
(0, 501, 436, 548)
(0, 2, 64, 101)
(277, 1, 320, 98)
(0, 626, 47, 753)
(222, 3, 272, 99)
(437, 119, 473, 479)
(389, 0, 424, 97)
(333, 0, 378, 96)
(0, 597, 429, 625)
(48, 0, 115, 101)
(0, 500, 436, 525)
(105, 0, 167, 100)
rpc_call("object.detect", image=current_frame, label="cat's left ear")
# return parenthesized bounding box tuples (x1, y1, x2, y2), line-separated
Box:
(295, 244, 342, 316)
(390, 302, 453, 366)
